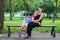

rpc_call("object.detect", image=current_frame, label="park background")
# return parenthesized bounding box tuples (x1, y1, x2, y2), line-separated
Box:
(0, 0, 60, 34)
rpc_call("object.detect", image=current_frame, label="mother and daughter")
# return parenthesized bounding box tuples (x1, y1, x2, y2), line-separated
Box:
(20, 6, 44, 38)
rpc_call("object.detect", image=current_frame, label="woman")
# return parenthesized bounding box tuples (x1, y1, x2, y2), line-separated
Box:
(24, 6, 44, 38)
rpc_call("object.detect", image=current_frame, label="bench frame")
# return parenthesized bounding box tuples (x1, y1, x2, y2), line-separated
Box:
(7, 24, 56, 37)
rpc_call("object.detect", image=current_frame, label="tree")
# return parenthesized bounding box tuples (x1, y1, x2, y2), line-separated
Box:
(0, 0, 5, 30)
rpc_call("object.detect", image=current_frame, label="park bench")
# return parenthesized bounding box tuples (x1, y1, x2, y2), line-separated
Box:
(7, 24, 56, 37)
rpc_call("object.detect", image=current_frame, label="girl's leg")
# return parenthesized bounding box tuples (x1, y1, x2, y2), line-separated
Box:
(20, 20, 26, 32)
(24, 23, 28, 32)
(24, 23, 28, 37)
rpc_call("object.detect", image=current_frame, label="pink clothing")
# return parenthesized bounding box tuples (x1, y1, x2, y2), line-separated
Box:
(29, 15, 35, 18)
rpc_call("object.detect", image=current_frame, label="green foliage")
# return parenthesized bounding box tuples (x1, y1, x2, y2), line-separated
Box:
(41, 0, 55, 13)
(5, 0, 60, 13)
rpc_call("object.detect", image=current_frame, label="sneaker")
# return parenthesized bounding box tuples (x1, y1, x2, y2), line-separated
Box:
(18, 32, 21, 38)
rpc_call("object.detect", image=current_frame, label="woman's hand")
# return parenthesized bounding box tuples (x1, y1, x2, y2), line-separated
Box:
(32, 20, 41, 25)
(36, 22, 41, 25)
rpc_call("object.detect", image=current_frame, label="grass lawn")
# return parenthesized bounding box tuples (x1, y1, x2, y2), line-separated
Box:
(1, 17, 60, 33)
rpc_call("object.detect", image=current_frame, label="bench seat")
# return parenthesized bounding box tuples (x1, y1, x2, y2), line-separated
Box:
(7, 24, 56, 37)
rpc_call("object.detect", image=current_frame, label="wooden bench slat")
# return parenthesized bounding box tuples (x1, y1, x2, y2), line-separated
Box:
(7, 24, 56, 27)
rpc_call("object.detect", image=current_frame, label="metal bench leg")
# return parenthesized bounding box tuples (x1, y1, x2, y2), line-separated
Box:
(8, 26, 11, 37)
(51, 26, 56, 37)
(51, 27, 53, 35)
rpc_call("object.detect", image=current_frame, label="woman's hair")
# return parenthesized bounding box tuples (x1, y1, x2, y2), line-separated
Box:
(38, 6, 43, 9)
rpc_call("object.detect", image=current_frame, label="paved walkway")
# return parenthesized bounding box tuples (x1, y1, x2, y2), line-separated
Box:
(0, 31, 60, 40)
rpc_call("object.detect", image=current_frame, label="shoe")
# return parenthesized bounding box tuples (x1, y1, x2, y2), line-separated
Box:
(0, 34, 3, 37)
(24, 34, 31, 39)
(23, 36, 29, 39)
(23, 33, 29, 39)
(18, 32, 21, 38)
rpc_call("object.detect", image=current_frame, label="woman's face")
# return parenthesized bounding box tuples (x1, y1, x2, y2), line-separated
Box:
(38, 7, 43, 12)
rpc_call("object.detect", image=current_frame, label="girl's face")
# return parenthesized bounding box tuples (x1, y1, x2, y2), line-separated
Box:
(33, 12, 37, 16)
(38, 7, 43, 12)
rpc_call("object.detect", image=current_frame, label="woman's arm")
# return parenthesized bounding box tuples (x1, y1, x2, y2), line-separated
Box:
(32, 13, 44, 22)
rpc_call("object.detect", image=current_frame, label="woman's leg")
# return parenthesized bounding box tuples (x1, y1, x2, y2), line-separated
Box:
(24, 22, 40, 38)
(26, 22, 36, 36)
(20, 20, 26, 32)
(24, 22, 33, 38)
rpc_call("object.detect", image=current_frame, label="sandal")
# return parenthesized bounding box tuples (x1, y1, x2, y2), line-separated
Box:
(24, 33, 29, 39)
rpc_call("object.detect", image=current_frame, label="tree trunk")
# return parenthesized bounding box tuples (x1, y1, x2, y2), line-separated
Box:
(48, 13, 51, 19)
(47, 13, 49, 18)
(23, 0, 29, 16)
(53, 0, 58, 22)
(12, 13, 15, 17)
(0, 0, 5, 30)
(9, 0, 12, 20)
(23, 0, 29, 12)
